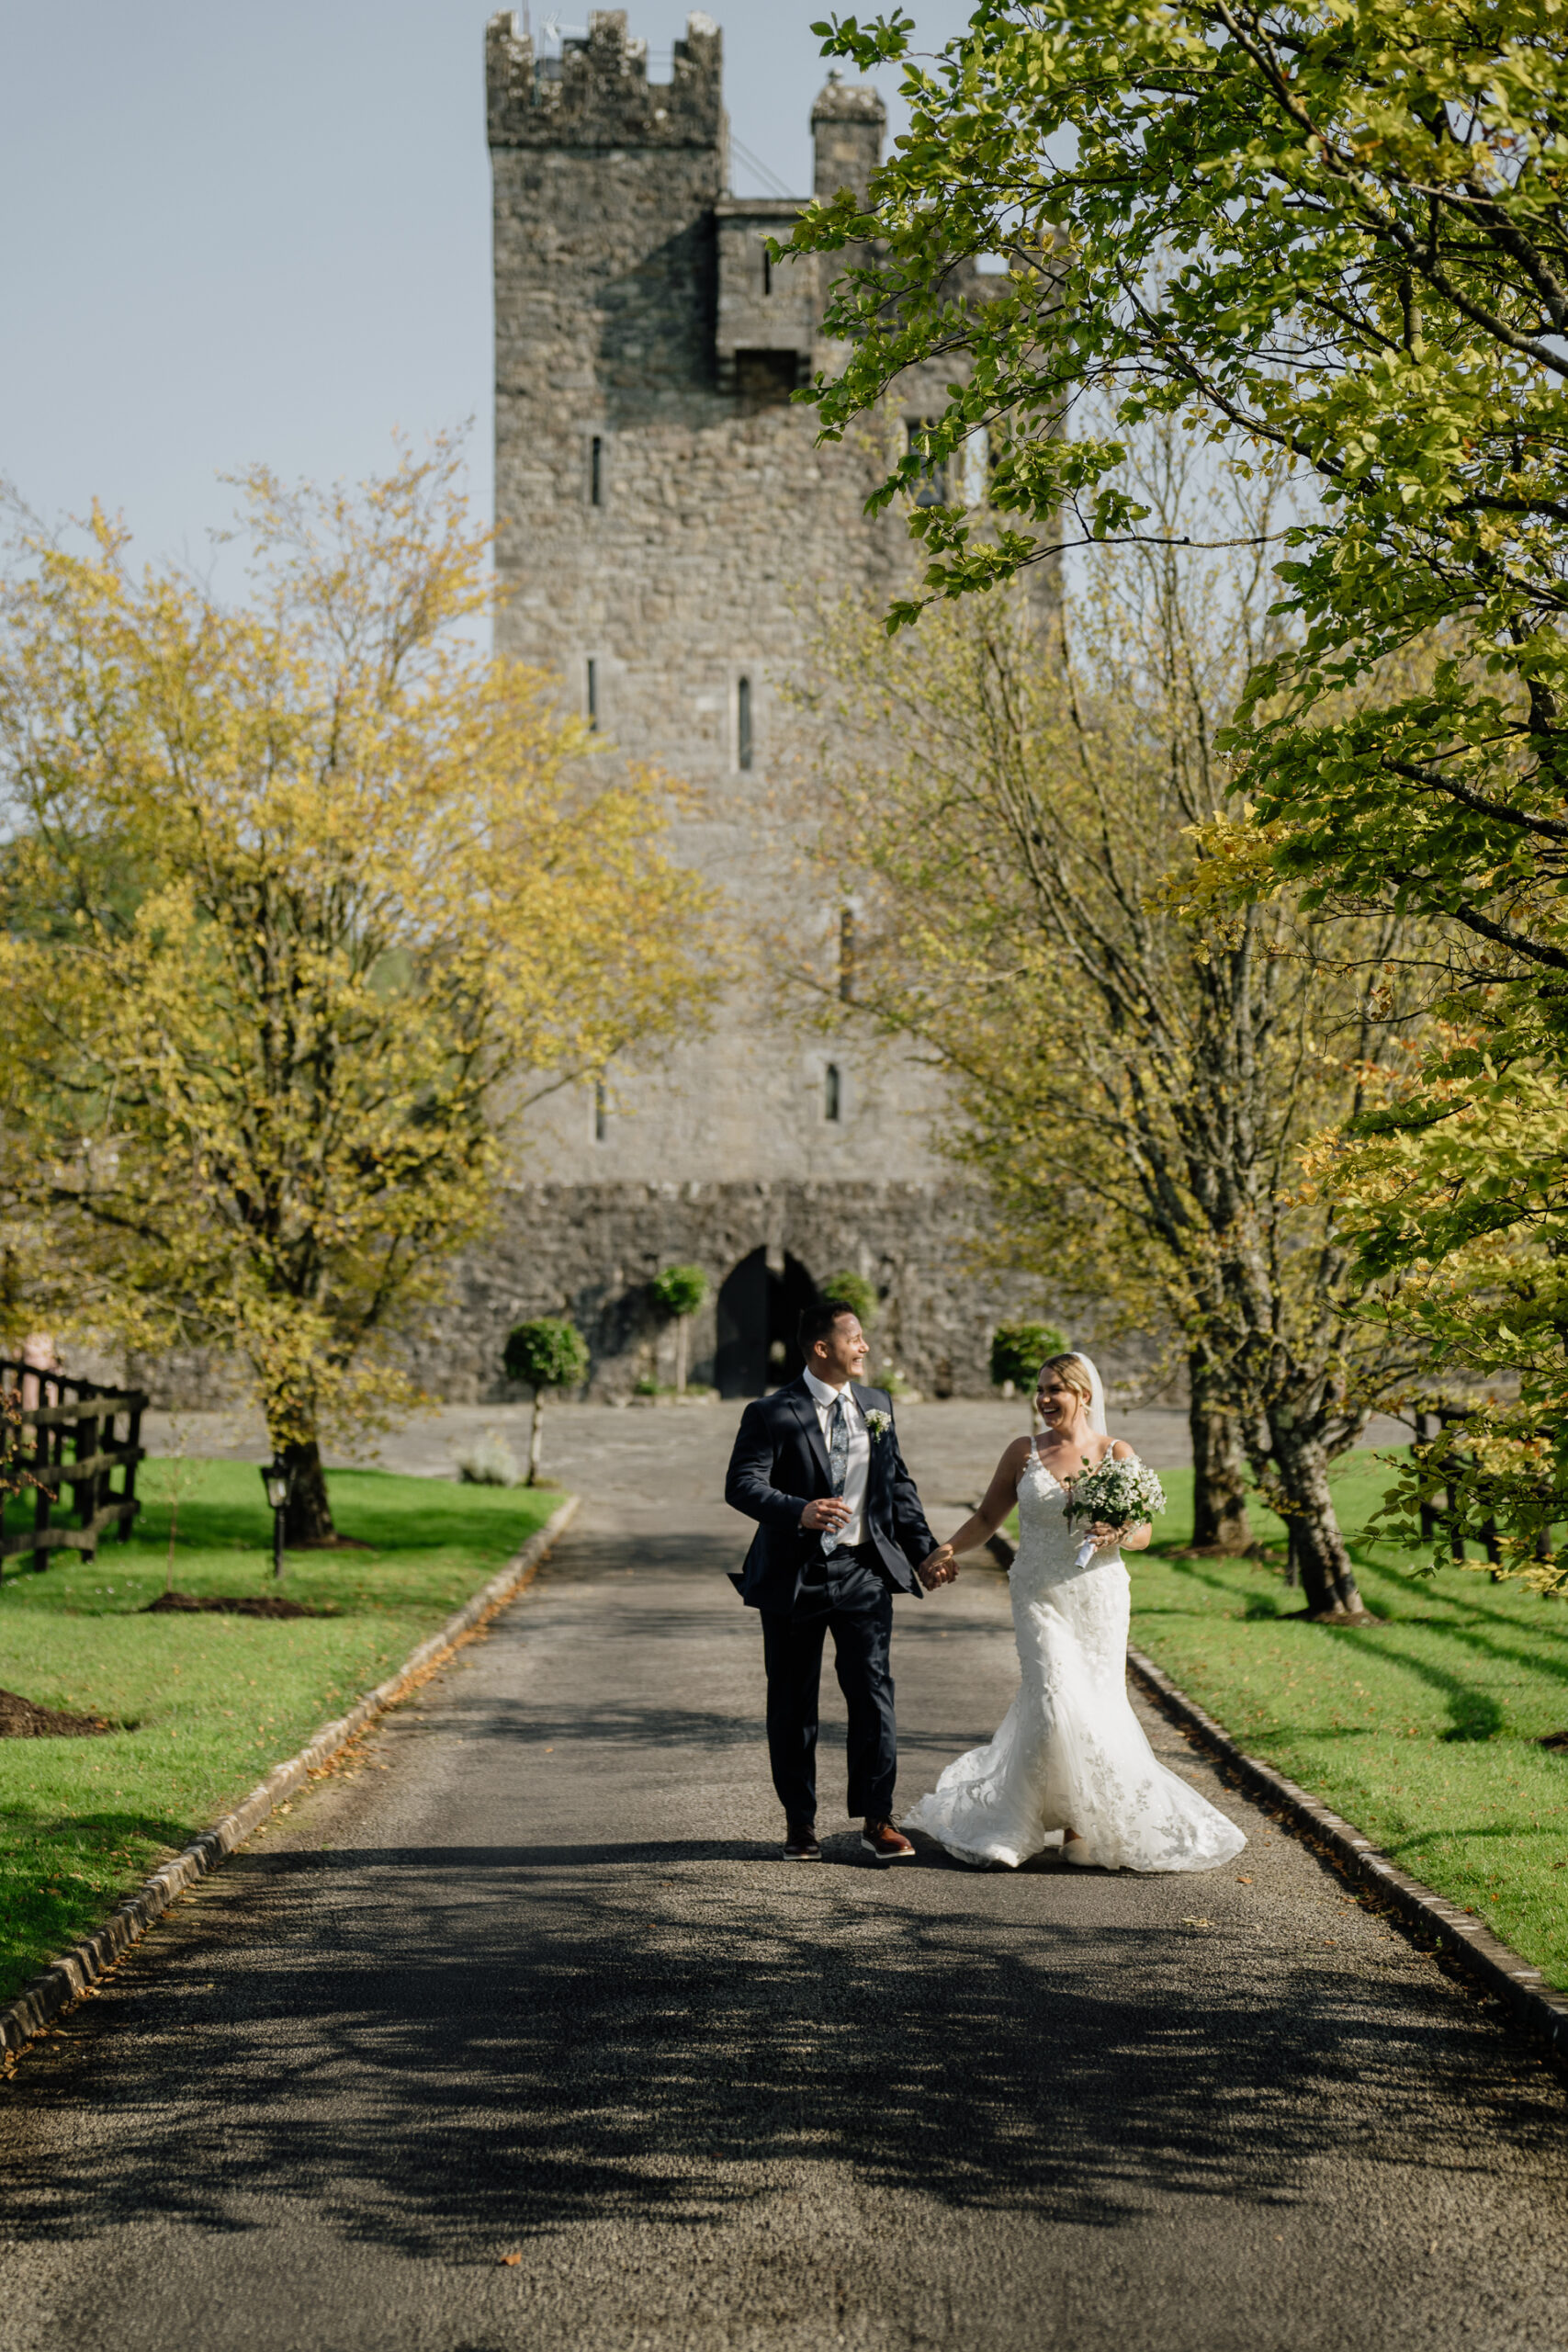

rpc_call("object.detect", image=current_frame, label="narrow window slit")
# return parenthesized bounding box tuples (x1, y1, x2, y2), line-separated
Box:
(824, 1063, 841, 1123)
(737, 674, 753, 771)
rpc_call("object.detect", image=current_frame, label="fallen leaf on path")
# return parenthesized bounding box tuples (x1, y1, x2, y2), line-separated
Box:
(1235, 1874, 1253, 1883)
(499, 2253, 523, 2267)
(1181, 1916, 1213, 1929)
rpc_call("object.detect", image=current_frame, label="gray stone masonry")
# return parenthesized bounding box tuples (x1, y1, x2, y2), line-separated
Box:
(403, 16, 1059, 1403)
(122, 1172, 1033, 1410)
(408, 1179, 1032, 1405)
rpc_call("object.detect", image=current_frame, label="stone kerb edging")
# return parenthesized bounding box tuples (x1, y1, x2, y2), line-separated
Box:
(1124, 1643, 1568, 2064)
(983, 1527, 1568, 2072)
(0, 1493, 581, 2060)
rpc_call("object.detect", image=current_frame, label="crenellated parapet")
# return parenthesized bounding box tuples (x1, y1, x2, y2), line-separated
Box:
(486, 8, 725, 150)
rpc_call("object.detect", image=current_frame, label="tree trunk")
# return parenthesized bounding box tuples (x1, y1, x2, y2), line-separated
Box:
(526, 1391, 545, 1486)
(675, 1317, 688, 1397)
(282, 1436, 336, 1546)
(1188, 1359, 1252, 1553)
(1269, 1419, 1365, 1619)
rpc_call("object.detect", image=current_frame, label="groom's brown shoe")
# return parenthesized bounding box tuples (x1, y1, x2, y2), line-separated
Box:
(862, 1819, 916, 1862)
(783, 1821, 822, 1860)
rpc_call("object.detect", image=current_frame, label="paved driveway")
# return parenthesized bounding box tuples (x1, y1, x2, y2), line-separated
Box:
(141, 1394, 1416, 1487)
(1, 1408, 1562, 2352)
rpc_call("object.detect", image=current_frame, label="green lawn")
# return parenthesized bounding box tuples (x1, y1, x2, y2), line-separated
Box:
(0, 1461, 558, 2004)
(1119, 1454, 1568, 1987)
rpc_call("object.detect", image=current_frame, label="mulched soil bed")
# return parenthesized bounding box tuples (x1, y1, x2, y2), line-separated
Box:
(0, 1689, 113, 1738)
(144, 1590, 327, 1620)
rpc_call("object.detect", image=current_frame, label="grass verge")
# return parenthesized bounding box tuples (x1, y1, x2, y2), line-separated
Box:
(0, 1461, 558, 2004)
(1119, 1454, 1568, 1988)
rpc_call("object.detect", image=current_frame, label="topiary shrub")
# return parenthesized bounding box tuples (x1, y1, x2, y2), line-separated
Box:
(649, 1264, 708, 1395)
(503, 1317, 590, 1483)
(989, 1318, 1068, 1396)
(649, 1264, 707, 1321)
(820, 1270, 876, 1327)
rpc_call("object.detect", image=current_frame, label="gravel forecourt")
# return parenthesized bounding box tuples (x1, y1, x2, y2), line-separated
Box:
(0, 1404, 1563, 2352)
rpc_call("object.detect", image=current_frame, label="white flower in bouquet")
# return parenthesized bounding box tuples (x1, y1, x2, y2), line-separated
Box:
(1065, 1456, 1167, 1568)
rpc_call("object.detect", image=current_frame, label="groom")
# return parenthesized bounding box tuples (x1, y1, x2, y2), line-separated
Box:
(724, 1300, 951, 1862)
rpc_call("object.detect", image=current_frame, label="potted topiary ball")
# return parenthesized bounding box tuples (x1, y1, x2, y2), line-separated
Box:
(819, 1271, 876, 1328)
(503, 1317, 591, 1485)
(649, 1264, 708, 1396)
(989, 1319, 1068, 1416)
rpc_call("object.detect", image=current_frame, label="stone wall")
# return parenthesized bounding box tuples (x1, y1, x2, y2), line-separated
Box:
(396, 1181, 1038, 1403)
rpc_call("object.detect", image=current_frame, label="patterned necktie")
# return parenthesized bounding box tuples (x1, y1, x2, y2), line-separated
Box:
(824, 1393, 850, 1555)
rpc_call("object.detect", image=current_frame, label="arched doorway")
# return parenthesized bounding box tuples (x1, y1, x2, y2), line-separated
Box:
(714, 1248, 818, 1398)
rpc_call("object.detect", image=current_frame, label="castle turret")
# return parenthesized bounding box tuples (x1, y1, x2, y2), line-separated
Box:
(810, 73, 886, 205)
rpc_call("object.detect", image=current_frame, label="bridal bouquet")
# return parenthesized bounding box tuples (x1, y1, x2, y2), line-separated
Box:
(1065, 1456, 1167, 1569)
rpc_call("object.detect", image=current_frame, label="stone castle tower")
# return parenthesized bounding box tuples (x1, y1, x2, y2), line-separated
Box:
(432, 9, 1030, 1401)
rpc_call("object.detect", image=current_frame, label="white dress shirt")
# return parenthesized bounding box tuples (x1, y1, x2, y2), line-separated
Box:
(803, 1366, 871, 1548)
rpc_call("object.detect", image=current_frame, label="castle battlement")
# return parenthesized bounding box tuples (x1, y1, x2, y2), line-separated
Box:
(486, 8, 724, 150)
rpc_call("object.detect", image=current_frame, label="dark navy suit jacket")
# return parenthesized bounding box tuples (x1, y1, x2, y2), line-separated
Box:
(723, 1375, 937, 1613)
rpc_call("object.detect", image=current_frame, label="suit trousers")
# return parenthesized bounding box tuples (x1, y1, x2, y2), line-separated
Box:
(760, 1544, 897, 1825)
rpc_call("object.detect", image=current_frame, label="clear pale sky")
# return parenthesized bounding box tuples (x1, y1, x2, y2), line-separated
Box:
(0, 3, 973, 571)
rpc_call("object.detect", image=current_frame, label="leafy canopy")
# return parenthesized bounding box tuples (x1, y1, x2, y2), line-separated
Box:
(0, 441, 716, 1453)
(990, 1318, 1067, 1389)
(797, 1, 1568, 978)
(819, 1270, 878, 1325)
(504, 1318, 591, 1394)
(795, 1, 1568, 1580)
(798, 458, 1430, 1612)
(650, 1264, 709, 1320)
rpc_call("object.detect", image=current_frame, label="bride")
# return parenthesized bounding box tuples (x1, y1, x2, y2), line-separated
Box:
(907, 1351, 1247, 1872)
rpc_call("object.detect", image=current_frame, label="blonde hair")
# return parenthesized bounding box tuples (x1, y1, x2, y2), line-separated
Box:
(1035, 1351, 1095, 1408)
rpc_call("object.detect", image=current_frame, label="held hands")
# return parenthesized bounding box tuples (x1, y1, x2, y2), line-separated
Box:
(1086, 1521, 1128, 1553)
(797, 1496, 960, 1587)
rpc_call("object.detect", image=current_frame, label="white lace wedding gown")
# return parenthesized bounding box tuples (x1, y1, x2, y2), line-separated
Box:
(904, 1441, 1247, 1871)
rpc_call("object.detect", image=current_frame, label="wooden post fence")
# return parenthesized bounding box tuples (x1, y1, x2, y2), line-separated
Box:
(0, 1360, 145, 1579)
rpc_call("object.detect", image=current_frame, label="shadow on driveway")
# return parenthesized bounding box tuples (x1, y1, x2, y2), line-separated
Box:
(6, 1834, 1559, 2265)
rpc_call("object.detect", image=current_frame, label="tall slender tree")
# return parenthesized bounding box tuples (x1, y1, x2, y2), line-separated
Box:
(801, 443, 1427, 1614)
(789, 0, 1568, 1572)
(0, 443, 716, 1541)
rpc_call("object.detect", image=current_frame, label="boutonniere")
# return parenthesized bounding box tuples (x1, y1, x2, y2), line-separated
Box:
(865, 1408, 892, 1443)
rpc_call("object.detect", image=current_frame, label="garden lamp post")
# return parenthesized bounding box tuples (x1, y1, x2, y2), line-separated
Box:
(260, 1458, 294, 1582)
